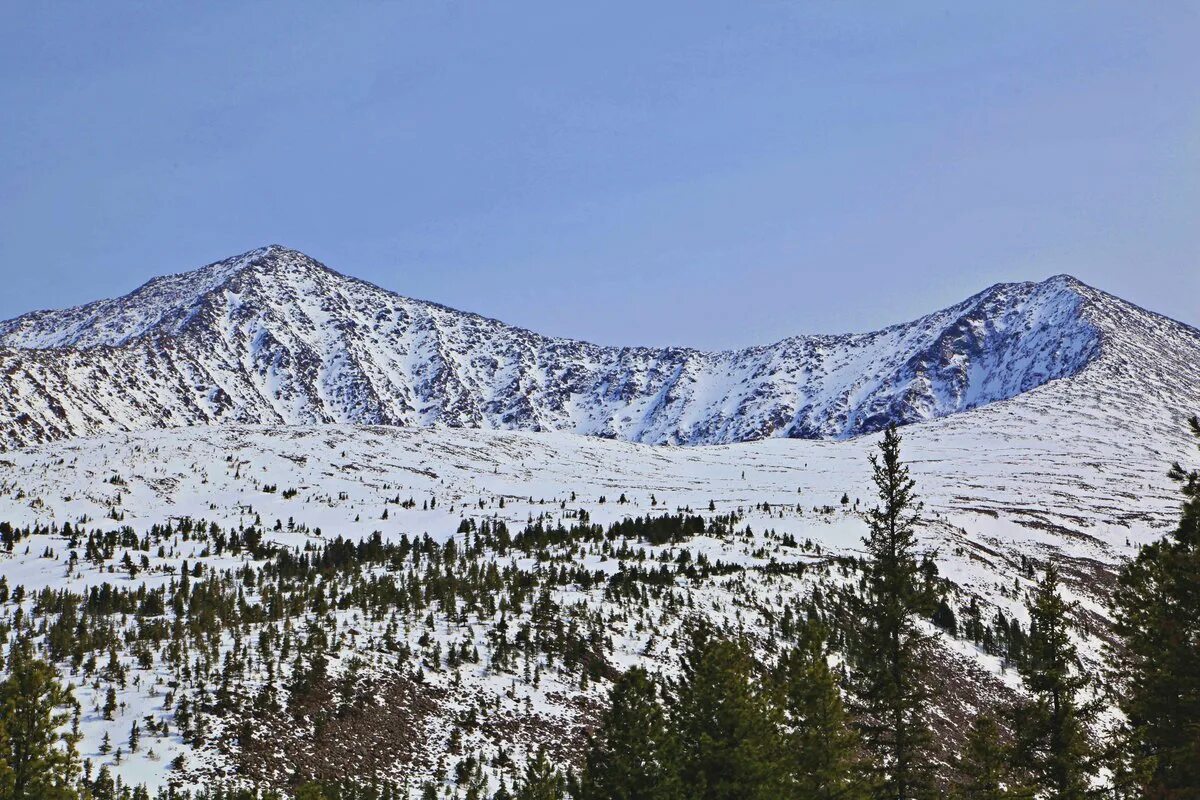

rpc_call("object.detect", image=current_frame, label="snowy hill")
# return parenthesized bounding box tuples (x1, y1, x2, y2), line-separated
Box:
(5, 245, 1195, 449)
(0, 395, 1192, 791)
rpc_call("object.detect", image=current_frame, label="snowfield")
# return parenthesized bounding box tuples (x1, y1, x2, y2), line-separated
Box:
(0, 393, 1191, 790)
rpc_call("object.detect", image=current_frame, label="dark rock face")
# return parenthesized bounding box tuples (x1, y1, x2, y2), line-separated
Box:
(1, 244, 1185, 450)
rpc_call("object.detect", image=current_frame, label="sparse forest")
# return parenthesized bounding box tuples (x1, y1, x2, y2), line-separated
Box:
(0, 421, 1196, 799)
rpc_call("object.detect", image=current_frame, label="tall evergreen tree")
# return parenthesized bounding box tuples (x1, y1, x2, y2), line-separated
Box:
(952, 713, 1029, 800)
(579, 666, 682, 800)
(1013, 565, 1093, 800)
(513, 749, 566, 800)
(671, 623, 784, 800)
(852, 424, 936, 800)
(1107, 415, 1200, 799)
(0, 637, 81, 800)
(0, 698, 9, 800)
(777, 616, 868, 800)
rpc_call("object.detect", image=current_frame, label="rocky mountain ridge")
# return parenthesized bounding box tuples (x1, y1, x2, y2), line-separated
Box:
(0, 245, 1196, 449)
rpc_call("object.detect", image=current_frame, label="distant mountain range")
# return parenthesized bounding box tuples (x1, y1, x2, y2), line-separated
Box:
(1, 245, 1197, 449)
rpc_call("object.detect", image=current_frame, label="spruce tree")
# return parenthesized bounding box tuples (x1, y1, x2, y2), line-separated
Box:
(579, 666, 682, 800)
(671, 623, 784, 800)
(777, 616, 868, 800)
(0, 637, 81, 800)
(852, 424, 936, 800)
(0, 703, 9, 800)
(1013, 565, 1093, 799)
(952, 713, 1029, 800)
(1107, 414, 1200, 798)
(514, 749, 566, 800)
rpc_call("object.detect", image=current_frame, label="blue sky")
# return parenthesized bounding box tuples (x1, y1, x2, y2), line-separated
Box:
(1, 2, 1196, 348)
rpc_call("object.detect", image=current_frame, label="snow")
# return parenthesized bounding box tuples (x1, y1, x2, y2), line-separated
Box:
(0, 248, 1197, 793)
(6, 247, 1194, 452)
(0, 394, 1190, 791)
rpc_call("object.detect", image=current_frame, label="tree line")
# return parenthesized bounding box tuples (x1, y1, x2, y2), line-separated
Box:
(1, 419, 1199, 798)
(511, 421, 1200, 800)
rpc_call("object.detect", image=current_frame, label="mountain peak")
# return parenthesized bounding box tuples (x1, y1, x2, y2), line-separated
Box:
(972, 273, 1090, 302)
(0, 246, 342, 350)
(226, 244, 332, 278)
(1045, 272, 1083, 283)
(234, 243, 304, 258)
(245, 243, 323, 263)
(1038, 273, 1093, 293)
(1, 247, 1196, 451)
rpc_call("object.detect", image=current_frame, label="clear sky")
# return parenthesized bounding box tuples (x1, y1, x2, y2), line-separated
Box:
(1, 2, 1196, 349)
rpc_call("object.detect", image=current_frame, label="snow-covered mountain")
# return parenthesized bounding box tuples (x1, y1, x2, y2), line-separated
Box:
(0, 246, 1198, 794)
(1, 244, 1197, 450)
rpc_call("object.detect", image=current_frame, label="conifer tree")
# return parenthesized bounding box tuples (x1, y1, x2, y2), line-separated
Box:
(1013, 565, 1093, 799)
(952, 713, 1029, 800)
(514, 749, 566, 800)
(671, 623, 784, 800)
(852, 424, 936, 800)
(1107, 414, 1200, 798)
(579, 666, 682, 800)
(0, 637, 81, 800)
(0, 704, 8, 800)
(777, 616, 868, 800)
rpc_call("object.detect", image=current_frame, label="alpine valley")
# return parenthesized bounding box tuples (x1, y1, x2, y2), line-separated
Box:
(0, 246, 1198, 797)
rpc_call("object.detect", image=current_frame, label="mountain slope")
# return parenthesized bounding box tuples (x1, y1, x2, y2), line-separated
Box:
(1, 245, 1196, 450)
(0, 387, 1191, 792)
(1, 246, 1199, 794)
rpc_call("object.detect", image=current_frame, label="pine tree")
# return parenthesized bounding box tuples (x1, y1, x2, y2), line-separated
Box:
(852, 424, 936, 800)
(579, 667, 682, 800)
(952, 713, 1029, 800)
(102, 686, 117, 720)
(295, 782, 332, 800)
(514, 749, 566, 800)
(1107, 414, 1200, 798)
(0, 702, 9, 800)
(1013, 565, 1093, 799)
(777, 616, 868, 800)
(0, 637, 81, 799)
(671, 623, 784, 800)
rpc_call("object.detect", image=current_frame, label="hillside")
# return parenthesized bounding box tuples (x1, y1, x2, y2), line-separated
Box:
(5, 245, 1196, 449)
(0, 388, 1192, 792)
